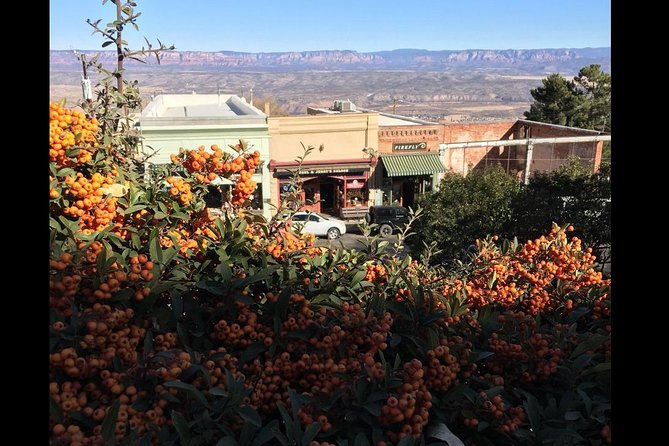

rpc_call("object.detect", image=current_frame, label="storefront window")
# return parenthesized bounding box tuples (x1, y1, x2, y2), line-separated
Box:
(249, 187, 263, 210)
(346, 188, 365, 206)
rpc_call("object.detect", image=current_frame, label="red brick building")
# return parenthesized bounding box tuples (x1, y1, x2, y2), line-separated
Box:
(371, 116, 605, 207)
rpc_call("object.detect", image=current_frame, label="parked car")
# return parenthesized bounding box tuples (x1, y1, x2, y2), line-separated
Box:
(290, 212, 347, 240)
(366, 205, 409, 237)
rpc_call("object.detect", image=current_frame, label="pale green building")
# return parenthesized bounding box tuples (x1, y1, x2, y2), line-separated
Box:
(138, 94, 271, 219)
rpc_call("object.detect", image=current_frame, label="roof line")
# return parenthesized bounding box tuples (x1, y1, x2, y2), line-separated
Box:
(516, 119, 606, 134)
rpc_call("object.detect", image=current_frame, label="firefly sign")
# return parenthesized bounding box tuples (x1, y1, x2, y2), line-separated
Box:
(393, 142, 427, 151)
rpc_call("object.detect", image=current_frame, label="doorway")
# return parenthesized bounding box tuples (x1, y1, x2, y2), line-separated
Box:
(320, 182, 336, 214)
(401, 181, 416, 209)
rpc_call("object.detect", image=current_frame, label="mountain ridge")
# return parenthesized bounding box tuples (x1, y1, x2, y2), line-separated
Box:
(50, 47, 610, 73)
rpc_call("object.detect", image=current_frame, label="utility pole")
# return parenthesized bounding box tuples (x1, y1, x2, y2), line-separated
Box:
(524, 140, 534, 185)
(392, 97, 397, 114)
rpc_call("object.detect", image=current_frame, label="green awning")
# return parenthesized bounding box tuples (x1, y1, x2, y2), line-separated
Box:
(380, 153, 445, 177)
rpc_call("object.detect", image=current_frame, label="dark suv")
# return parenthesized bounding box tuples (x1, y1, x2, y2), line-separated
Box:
(366, 206, 409, 237)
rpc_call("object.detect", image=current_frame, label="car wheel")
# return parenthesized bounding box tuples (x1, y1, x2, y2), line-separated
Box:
(327, 227, 341, 240)
(379, 224, 393, 237)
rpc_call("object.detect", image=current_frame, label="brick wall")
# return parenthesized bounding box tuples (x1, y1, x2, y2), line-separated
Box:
(519, 121, 603, 173)
(441, 121, 517, 175)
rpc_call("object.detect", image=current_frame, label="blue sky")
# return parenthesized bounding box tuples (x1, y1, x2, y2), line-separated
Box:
(50, 0, 611, 52)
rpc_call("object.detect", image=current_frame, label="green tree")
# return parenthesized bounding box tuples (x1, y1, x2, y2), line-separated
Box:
(573, 64, 611, 132)
(524, 65, 611, 132)
(414, 166, 521, 261)
(523, 73, 586, 127)
(511, 157, 611, 267)
(414, 159, 611, 269)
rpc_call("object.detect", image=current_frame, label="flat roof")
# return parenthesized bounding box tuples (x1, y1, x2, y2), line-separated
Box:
(141, 94, 266, 118)
(378, 115, 422, 126)
(356, 107, 437, 126)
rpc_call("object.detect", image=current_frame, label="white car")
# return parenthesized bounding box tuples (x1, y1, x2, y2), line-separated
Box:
(290, 212, 347, 240)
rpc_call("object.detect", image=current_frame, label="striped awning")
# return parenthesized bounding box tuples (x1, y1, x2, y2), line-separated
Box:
(380, 153, 445, 177)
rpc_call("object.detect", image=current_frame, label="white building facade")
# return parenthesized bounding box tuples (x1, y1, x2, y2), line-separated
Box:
(138, 94, 272, 218)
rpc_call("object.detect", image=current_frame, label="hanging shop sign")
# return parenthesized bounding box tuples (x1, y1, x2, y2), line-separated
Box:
(393, 142, 427, 151)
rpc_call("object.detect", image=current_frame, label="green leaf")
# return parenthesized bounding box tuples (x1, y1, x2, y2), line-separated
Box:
(521, 391, 542, 432)
(164, 381, 210, 407)
(425, 422, 465, 446)
(142, 329, 153, 355)
(217, 437, 238, 446)
(138, 433, 153, 446)
(123, 204, 147, 214)
(252, 419, 280, 446)
(354, 432, 370, 446)
(177, 322, 190, 348)
(564, 411, 581, 421)
(149, 228, 163, 264)
(302, 423, 321, 446)
(197, 280, 228, 296)
(487, 270, 497, 289)
(350, 269, 366, 288)
(239, 342, 267, 365)
(397, 435, 416, 446)
(577, 388, 592, 415)
(70, 411, 96, 430)
(363, 402, 381, 416)
(171, 410, 191, 445)
(583, 362, 611, 375)
(288, 388, 302, 419)
(239, 422, 256, 446)
(171, 292, 183, 317)
(217, 263, 233, 282)
(50, 396, 63, 423)
(236, 406, 261, 428)
(101, 399, 120, 446)
(570, 333, 608, 358)
(208, 386, 228, 396)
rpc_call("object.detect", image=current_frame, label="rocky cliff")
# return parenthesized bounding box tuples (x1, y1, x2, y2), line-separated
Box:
(50, 48, 610, 73)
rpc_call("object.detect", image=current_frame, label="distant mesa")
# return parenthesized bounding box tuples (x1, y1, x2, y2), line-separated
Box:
(49, 48, 610, 73)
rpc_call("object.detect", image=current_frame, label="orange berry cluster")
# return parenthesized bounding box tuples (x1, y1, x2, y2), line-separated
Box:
(171, 144, 262, 206)
(49, 102, 99, 167)
(380, 359, 432, 441)
(441, 225, 610, 315)
(166, 176, 193, 206)
(601, 424, 611, 444)
(61, 172, 119, 232)
(365, 262, 387, 284)
(49, 253, 80, 316)
(424, 342, 461, 392)
(210, 301, 272, 349)
(479, 312, 576, 386)
(592, 296, 611, 321)
(265, 227, 317, 261)
(147, 349, 192, 382)
(158, 212, 219, 256)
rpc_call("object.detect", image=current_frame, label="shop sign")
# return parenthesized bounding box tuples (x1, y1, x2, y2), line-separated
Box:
(393, 142, 427, 151)
(301, 168, 351, 175)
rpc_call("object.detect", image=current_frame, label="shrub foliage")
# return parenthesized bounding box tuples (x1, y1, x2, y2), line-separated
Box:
(50, 4, 610, 444)
(415, 163, 611, 267)
(49, 102, 611, 445)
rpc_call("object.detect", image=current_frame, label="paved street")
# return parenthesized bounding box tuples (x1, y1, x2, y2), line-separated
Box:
(314, 222, 372, 250)
(314, 222, 413, 257)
